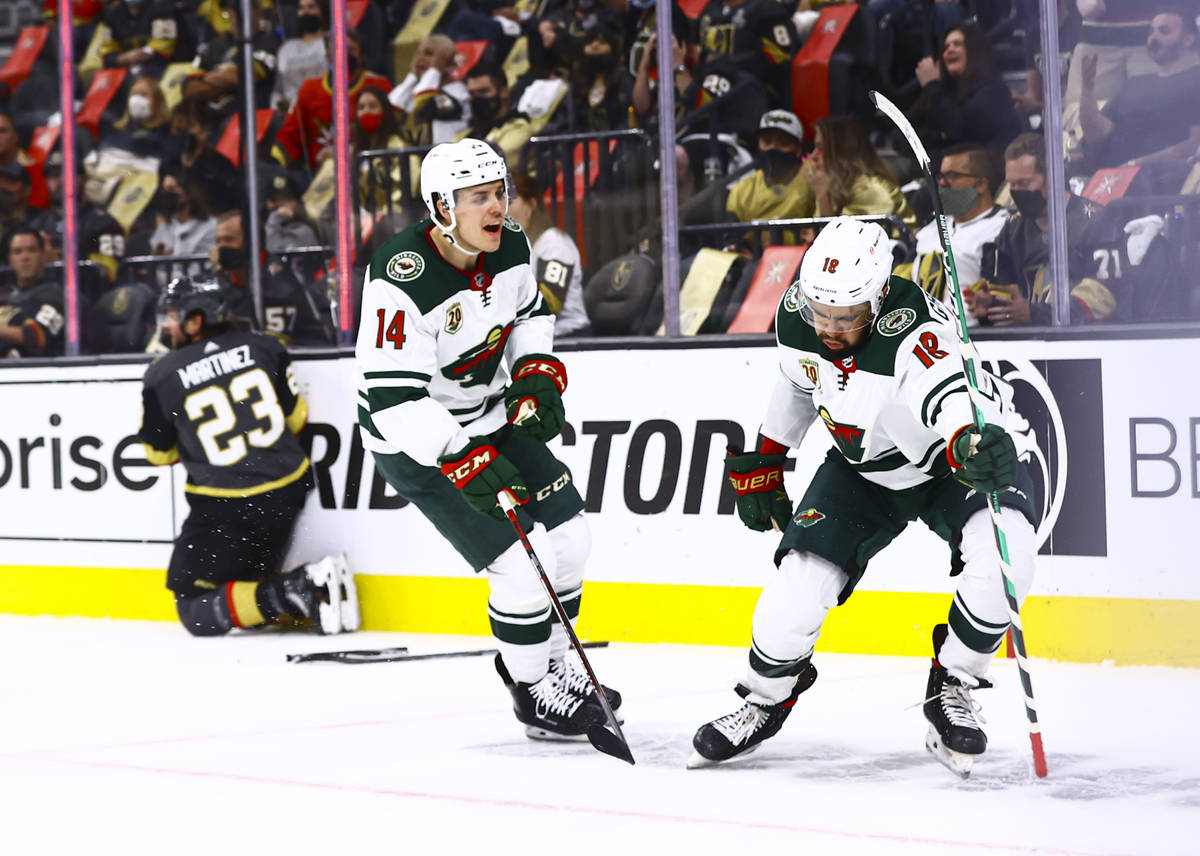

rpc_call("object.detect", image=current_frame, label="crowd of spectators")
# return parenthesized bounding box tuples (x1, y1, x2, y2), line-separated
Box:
(0, 0, 1198, 358)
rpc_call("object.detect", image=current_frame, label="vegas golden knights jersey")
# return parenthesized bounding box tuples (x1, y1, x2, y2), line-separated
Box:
(139, 331, 310, 497)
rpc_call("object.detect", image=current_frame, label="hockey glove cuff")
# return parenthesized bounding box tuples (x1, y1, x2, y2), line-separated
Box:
(505, 354, 567, 442)
(726, 445, 792, 532)
(439, 438, 530, 522)
(948, 424, 1019, 494)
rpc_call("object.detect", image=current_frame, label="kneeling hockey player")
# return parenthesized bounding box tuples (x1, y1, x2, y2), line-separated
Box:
(139, 276, 358, 636)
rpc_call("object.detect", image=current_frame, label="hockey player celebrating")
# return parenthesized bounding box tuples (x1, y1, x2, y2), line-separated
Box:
(688, 217, 1037, 777)
(355, 139, 617, 741)
(139, 276, 358, 636)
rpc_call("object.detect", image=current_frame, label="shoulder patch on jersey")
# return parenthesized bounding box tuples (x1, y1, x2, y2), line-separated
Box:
(444, 302, 462, 333)
(798, 357, 820, 389)
(502, 216, 522, 233)
(782, 280, 801, 314)
(386, 251, 425, 282)
(876, 307, 917, 337)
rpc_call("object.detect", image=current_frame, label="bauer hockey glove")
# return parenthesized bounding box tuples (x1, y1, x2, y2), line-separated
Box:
(948, 424, 1019, 494)
(439, 438, 530, 522)
(505, 354, 567, 442)
(726, 444, 792, 532)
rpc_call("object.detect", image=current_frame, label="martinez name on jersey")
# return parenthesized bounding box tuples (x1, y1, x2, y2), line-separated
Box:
(356, 215, 554, 466)
(772, 274, 1012, 490)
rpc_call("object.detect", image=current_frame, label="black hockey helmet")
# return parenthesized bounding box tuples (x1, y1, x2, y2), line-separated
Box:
(159, 275, 232, 326)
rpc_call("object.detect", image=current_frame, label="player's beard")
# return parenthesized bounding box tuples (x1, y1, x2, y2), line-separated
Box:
(816, 329, 871, 361)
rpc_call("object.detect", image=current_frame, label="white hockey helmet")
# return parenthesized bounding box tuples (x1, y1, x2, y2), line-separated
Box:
(797, 216, 892, 326)
(419, 138, 510, 236)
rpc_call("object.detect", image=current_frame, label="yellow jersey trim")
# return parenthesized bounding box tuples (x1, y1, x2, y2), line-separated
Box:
(184, 458, 310, 498)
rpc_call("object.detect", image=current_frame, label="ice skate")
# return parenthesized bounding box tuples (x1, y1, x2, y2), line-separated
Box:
(549, 652, 623, 717)
(924, 624, 991, 778)
(495, 654, 605, 741)
(688, 663, 817, 769)
(288, 559, 341, 635)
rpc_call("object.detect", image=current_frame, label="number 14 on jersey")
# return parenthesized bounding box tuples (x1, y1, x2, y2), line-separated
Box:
(375, 309, 406, 349)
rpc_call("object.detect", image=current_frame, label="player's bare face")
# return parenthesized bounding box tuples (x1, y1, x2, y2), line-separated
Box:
(160, 308, 186, 349)
(453, 180, 508, 253)
(806, 299, 872, 354)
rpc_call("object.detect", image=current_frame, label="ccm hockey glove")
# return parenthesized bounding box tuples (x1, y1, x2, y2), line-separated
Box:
(948, 424, 1018, 494)
(726, 441, 792, 532)
(439, 438, 530, 522)
(505, 354, 567, 442)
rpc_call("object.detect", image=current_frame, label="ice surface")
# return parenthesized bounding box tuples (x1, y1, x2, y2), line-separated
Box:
(2, 615, 1197, 855)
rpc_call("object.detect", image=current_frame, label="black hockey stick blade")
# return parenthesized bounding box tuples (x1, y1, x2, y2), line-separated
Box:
(287, 641, 609, 665)
(588, 724, 636, 765)
(286, 646, 409, 664)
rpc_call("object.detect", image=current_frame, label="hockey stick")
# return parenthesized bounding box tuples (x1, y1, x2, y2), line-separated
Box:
(869, 90, 1048, 779)
(286, 641, 610, 665)
(497, 492, 635, 765)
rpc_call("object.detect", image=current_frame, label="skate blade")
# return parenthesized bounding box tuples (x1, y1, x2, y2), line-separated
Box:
(335, 554, 360, 633)
(308, 558, 342, 635)
(686, 743, 759, 770)
(925, 725, 974, 779)
(524, 725, 591, 742)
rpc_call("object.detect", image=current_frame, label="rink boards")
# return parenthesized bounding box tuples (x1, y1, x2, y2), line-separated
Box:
(1, 335, 1197, 667)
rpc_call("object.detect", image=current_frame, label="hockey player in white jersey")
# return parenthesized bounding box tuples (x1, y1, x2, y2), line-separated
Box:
(688, 217, 1037, 777)
(355, 139, 618, 741)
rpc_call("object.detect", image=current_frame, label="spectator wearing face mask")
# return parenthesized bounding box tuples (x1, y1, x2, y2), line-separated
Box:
(149, 172, 218, 274)
(160, 97, 242, 215)
(967, 132, 1126, 326)
(570, 24, 633, 133)
(271, 29, 391, 172)
(388, 34, 469, 146)
(453, 61, 533, 171)
(272, 0, 330, 112)
(105, 76, 173, 159)
(724, 110, 815, 250)
(98, 0, 180, 77)
(353, 86, 417, 216)
(210, 208, 334, 346)
(894, 143, 1009, 325)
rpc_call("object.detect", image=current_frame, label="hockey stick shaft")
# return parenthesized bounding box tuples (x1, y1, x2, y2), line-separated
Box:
(286, 642, 609, 665)
(870, 90, 1047, 778)
(497, 492, 635, 765)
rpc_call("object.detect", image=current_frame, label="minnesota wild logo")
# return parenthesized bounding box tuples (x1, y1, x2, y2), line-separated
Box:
(782, 281, 801, 313)
(818, 405, 866, 462)
(793, 508, 825, 527)
(386, 251, 424, 282)
(443, 323, 513, 387)
(877, 307, 916, 337)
